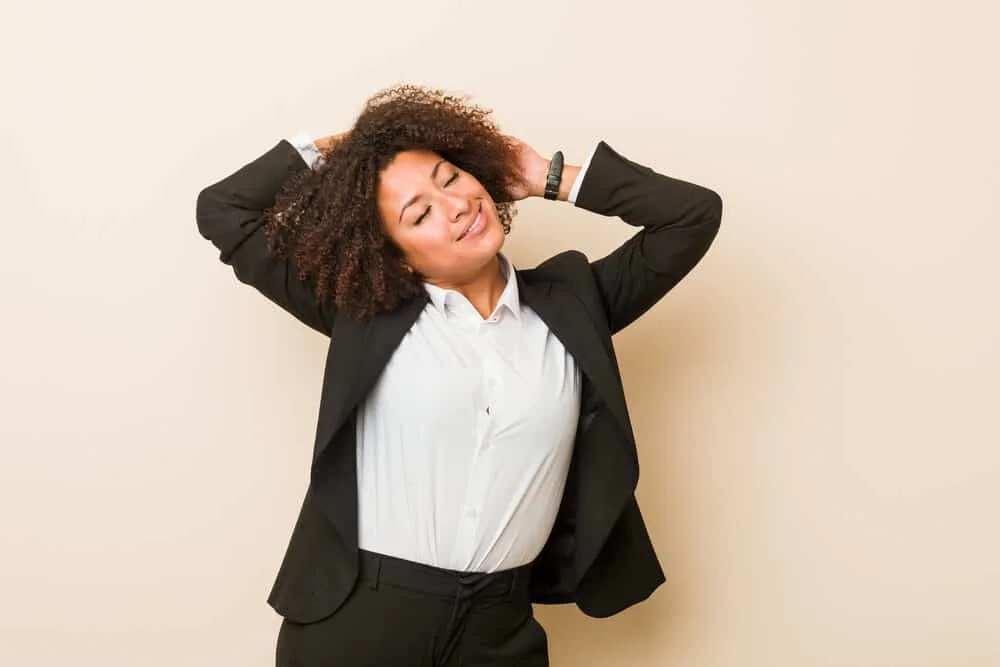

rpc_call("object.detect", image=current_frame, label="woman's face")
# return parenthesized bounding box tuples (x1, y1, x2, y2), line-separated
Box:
(377, 149, 505, 286)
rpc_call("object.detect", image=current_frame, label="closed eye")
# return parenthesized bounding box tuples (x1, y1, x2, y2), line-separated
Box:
(414, 171, 460, 225)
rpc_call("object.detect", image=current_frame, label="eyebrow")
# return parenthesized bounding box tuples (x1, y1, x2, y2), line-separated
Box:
(398, 159, 447, 223)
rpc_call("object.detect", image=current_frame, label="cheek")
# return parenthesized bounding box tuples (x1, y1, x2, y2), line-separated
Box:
(394, 225, 452, 260)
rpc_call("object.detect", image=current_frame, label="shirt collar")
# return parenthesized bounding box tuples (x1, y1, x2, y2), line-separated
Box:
(423, 254, 521, 321)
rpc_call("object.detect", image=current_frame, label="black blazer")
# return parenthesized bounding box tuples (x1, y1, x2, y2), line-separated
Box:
(196, 139, 722, 623)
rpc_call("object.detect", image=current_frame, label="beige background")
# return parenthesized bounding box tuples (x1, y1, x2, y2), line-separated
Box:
(2, 0, 999, 665)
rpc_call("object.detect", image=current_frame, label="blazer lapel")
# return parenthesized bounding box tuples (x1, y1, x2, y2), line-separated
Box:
(312, 293, 429, 464)
(517, 275, 633, 440)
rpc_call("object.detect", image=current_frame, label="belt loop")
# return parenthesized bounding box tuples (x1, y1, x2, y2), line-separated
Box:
(507, 567, 520, 601)
(367, 553, 382, 591)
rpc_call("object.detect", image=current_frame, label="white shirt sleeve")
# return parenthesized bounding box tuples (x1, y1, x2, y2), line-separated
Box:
(567, 144, 599, 205)
(286, 131, 324, 170)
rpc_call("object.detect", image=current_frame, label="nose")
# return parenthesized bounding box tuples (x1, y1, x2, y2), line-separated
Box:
(442, 192, 472, 223)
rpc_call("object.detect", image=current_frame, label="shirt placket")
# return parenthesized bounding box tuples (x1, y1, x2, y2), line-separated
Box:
(452, 316, 502, 567)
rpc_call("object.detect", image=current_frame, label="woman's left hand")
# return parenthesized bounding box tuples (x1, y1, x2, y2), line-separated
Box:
(506, 136, 550, 201)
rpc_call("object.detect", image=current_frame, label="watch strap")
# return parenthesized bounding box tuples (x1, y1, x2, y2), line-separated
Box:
(543, 151, 564, 200)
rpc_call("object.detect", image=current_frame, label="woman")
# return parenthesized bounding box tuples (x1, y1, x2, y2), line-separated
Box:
(196, 84, 722, 666)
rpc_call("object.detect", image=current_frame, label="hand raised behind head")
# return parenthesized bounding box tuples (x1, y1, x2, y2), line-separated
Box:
(505, 136, 550, 201)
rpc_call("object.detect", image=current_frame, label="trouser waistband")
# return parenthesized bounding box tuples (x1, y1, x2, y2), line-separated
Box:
(358, 549, 531, 602)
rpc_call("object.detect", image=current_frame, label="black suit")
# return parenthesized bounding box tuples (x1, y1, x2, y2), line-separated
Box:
(196, 139, 722, 624)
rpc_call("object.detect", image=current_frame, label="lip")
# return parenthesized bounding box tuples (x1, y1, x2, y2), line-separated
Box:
(457, 205, 485, 241)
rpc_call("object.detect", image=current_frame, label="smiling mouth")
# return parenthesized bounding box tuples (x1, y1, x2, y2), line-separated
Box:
(457, 205, 484, 241)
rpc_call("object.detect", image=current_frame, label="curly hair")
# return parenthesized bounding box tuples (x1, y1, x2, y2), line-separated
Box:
(261, 85, 525, 319)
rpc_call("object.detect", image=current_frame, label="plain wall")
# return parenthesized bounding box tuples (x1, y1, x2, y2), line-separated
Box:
(2, 0, 998, 665)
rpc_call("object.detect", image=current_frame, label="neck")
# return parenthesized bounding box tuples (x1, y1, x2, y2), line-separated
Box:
(429, 255, 507, 319)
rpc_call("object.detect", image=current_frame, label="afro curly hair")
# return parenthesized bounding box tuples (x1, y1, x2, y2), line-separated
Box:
(261, 84, 526, 319)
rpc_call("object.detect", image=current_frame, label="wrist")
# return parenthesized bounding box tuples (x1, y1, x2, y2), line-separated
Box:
(555, 165, 581, 201)
(532, 162, 580, 201)
(527, 160, 549, 199)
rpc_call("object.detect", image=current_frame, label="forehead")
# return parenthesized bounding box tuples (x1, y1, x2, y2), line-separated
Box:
(379, 149, 445, 197)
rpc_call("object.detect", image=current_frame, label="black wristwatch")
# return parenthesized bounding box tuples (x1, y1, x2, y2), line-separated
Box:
(543, 151, 564, 200)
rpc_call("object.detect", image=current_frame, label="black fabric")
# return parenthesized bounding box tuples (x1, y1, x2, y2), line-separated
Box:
(196, 139, 723, 627)
(276, 550, 547, 667)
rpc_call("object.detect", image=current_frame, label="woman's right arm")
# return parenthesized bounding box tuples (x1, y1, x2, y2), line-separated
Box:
(195, 135, 342, 335)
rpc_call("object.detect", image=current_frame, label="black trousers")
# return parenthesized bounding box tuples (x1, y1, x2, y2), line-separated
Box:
(276, 550, 549, 666)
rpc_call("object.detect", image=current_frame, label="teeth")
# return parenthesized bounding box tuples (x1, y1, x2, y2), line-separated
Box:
(463, 211, 481, 239)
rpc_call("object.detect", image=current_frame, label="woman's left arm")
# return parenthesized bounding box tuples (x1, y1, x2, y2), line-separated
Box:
(567, 141, 722, 334)
(512, 138, 722, 334)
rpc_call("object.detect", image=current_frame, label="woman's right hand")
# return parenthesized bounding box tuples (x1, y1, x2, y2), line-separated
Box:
(314, 131, 349, 154)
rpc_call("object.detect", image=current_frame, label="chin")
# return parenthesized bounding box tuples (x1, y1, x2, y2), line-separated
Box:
(482, 222, 506, 254)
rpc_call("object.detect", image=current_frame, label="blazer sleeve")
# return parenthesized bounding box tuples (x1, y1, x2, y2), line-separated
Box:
(574, 141, 723, 335)
(195, 140, 336, 335)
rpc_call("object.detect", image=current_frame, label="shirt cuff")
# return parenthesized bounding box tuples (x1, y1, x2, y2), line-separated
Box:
(286, 131, 324, 170)
(567, 144, 599, 204)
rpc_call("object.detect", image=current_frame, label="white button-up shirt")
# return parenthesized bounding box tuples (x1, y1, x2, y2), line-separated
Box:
(288, 133, 597, 573)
